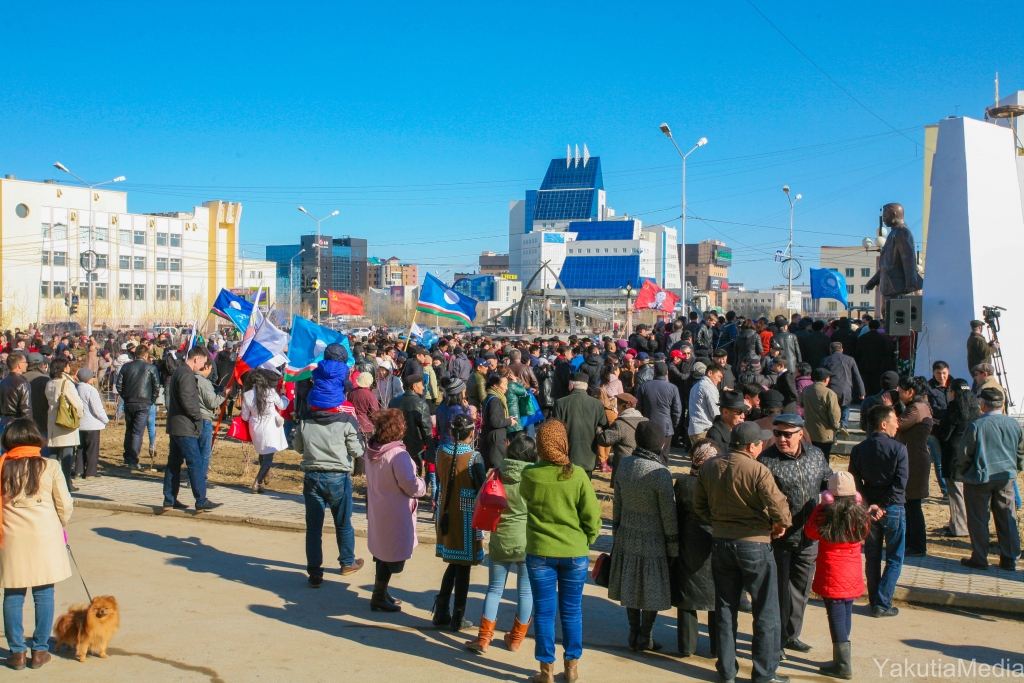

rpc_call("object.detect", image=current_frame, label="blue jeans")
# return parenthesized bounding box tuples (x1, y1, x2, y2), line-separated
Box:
(840, 404, 851, 428)
(712, 539, 780, 683)
(162, 435, 208, 508)
(283, 419, 294, 446)
(148, 404, 157, 449)
(303, 471, 355, 576)
(3, 585, 54, 653)
(864, 505, 906, 610)
(927, 435, 946, 493)
(199, 419, 213, 476)
(526, 554, 587, 664)
(483, 559, 533, 624)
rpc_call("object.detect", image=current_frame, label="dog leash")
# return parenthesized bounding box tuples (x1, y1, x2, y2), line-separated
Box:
(65, 543, 93, 603)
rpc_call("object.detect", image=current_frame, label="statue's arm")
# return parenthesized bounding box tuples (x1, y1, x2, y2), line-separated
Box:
(865, 270, 880, 291)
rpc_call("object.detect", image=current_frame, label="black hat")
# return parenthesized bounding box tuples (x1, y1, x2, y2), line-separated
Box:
(653, 361, 669, 376)
(483, 351, 497, 360)
(760, 389, 784, 408)
(653, 352, 666, 360)
(403, 373, 424, 387)
(572, 371, 589, 383)
(771, 413, 804, 428)
(879, 371, 899, 391)
(979, 387, 1004, 403)
(731, 422, 773, 446)
(719, 389, 749, 411)
(971, 320, 985, 328)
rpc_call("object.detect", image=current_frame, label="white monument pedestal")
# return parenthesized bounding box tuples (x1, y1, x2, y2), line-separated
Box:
(917, 116, 1024, 407)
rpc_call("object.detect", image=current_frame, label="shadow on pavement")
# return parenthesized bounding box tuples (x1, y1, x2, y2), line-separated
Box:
(901, 639, 1024, 670)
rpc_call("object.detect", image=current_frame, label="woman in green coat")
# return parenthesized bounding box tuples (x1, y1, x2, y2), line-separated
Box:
(467, 433, 537, 654)
(498, 366, 529, 435)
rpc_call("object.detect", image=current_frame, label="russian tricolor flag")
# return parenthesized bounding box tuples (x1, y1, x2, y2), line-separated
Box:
(234, 315, 290, 378)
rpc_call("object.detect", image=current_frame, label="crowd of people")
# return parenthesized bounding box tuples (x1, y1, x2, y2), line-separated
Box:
(0, 310, 1021, 681)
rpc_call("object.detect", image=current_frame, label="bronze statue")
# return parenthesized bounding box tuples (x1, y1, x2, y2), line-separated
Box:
(865, 203, 923, 297)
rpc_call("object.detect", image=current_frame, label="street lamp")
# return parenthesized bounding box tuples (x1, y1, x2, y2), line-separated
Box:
(54, 162, 125, 336)
(298, 206, 339, 325)
(619, 283, 636, 337)
(288, 248, 307, 325)
(782, 185, 802, 307)
(659, 124, 707, 317)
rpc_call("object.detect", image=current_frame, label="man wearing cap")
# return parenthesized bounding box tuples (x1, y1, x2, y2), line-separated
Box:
(689, 363, 725, 443)
(705, 390, 749, 452)
(388, 373, 434, 473)
(668, 346, 698, 446)
(970, 363, 1006, 412)
(758, 414, 832, 656)
(958, 387, 1023, 571)
(554, 371, 609, 474)
(468, 357, 490, 410)
(636, 362, 682, 460)
(967, 319, 997, 374)
(694, 422, 792, 683)
(710, 349, 736, 390)
(800, 368, 842, 459)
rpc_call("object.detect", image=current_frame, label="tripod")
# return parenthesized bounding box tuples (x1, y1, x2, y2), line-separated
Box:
(983, 312, 1015, 409)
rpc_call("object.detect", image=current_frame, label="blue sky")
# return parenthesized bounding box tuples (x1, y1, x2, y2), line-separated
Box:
(2, 1, 1020, 289)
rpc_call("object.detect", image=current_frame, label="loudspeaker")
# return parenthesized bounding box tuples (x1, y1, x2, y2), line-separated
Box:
(907, 295, 923, 332)
(887, 298, 913, 336)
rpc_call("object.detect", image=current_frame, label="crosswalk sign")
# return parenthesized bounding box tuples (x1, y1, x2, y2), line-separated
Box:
(319, 298, 328, 312)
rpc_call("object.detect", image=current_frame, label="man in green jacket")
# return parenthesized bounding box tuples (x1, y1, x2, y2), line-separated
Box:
(554, 372, 609, 474)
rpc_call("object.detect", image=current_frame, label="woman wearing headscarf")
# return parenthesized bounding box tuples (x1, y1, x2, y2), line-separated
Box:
(934, 379, 980, 538)
(0, 419, 72, 670)
(433, 414, 486, 632)
(480, 374, 515, 470)
(364, 409, 426, 613)
(520, 420, 602, 683)
(608, 421, 678, 653)
(673, 438, 721, 658)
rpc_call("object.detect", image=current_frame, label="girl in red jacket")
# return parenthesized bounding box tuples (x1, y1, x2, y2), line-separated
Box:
(804, 471, 870, 680)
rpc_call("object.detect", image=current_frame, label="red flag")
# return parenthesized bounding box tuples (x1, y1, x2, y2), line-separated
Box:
(328, 290, 364, 316)
(632, 280, 679, 313)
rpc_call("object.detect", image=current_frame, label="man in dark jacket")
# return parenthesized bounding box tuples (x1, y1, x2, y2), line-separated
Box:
(579, 346, 602, 390)
(388, 373, 434, 471)
(966, 320, 996, 372)
(23, 353, 50, 443)
(855, 320, 896, 396)
(552, 347, 574, 401)
(820, 342, 865, 429)
(849, 404, 908, 617)
(554, 371, 608, 473)
(668, 347, 697, 446)
(859, 371, 900, 433)
(117, 345, 161, 470)
(758, 414, 832, 654)
(0, 352, 32, 430)
(163, 346, 220, 512)
(772, 316, 802, 372)
(449, 347, 472, 382)
(508, 348, 538, 392)
(829, 318, 859, 358)
(635, 362, 682, 460)
(772, 358, 800, 414)
(705, 389, 749, 452)
(799, 320, 832, 370)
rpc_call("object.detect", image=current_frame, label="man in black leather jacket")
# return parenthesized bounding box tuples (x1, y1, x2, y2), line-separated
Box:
(0, 352, 32, 429)
(116, 345, 161, 469)
(388, 373, 434, 472)
(772, 315, 802, 372)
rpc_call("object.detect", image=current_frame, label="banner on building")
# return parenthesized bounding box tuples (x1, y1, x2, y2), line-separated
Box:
(707, 277, 730, 291)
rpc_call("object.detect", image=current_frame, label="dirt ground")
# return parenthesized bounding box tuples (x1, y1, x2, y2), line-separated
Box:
(94, 401, 1023, 559)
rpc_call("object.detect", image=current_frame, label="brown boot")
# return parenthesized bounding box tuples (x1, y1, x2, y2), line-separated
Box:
(29, 650, 51, 669)
(563, 657, 579, 683)
(503, 616, 531, 652)
(466, 616, 496, 653)
(531, 661, 555, 683)
(5, 652, 26, 670)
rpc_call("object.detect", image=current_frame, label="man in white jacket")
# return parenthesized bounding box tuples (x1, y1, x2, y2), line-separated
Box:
(689, 363, 724, 441)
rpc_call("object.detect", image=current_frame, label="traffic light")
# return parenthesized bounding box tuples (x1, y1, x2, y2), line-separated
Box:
(69, 304, 78, 315)
(64, 294, 70, 308)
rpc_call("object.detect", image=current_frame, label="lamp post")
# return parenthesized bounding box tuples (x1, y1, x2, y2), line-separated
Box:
(782, 185, 802, 307)
(288, 248, 306, 325)
(619, 283, 636, 337)
(297, 207, 339, 325)
(659, 124, 706, 317)
(53, 163, 125, 336)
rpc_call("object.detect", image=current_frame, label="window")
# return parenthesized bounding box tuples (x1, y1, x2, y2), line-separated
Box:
(80, 225, 91, 241)
(133, 230, 146, 245)
(40, 282, 49, 299)
(119, 229, 131, 245)
(41, 223, 51, 238)
(95, 227, 107, 242)
(170, 233, 181, 247)
(133, 284, 145, 300)
(52, 282, 66, 298)
(52, 251, 66, 266)
(860, 301, 869, 308)
(95, 253, 108, 269)
(118, 284, 130, 300)
(41, 252, 49, 266)
(170, 258, 181, 272)
(156, 285, 168, 301)
(860, 285, 870, 294)
(133, 256, 146, 270)
(52, 223, 67, 240)
(119, 255, 131, 270)
(846, 285, 855, 294)
(94, 283, 107, 300)
(861, 268, 871, 277)
(169, 285, 181, 301)
(157, 232, 168, 246)
(845, 268, 855, 277)
(156, 258, 167, 271)
(827, 301, 838, 312)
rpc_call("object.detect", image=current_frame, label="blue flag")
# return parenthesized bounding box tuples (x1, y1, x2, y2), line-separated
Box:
(211, 289, 254, 332)
(809, 268, 849, 308)
(285, 316, 352, 382)
(416, 273, 478, 327)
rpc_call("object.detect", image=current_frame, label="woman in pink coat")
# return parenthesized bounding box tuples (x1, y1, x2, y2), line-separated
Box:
(364, 408, 427, 614)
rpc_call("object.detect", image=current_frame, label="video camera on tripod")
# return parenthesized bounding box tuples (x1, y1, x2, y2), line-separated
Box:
(981, 305, 1013, 408)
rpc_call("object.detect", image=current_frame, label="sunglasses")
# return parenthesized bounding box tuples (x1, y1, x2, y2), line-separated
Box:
(773, 429, 801, 438)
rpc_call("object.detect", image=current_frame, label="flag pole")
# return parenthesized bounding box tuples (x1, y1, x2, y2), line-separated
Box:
(406, 308, 419, 351)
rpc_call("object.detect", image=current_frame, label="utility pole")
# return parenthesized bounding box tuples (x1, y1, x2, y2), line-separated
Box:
(298, 207, 339, 325)
(783, 185, 802, 306)
(659, 125, 707, 317)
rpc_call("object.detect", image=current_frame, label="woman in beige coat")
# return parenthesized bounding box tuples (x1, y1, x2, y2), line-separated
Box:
(1, 418, 73, 671)
(44, 358, 82, 492)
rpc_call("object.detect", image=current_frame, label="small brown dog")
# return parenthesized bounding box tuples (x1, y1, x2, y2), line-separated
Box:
(54, 596, 120, 662)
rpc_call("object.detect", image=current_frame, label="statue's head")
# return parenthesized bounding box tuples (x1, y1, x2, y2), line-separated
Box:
(882, 203, 907, 229)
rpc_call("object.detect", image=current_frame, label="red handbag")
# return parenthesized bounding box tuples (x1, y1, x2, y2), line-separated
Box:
(227, 416, 250, 442)
(471, 468, 507, 532)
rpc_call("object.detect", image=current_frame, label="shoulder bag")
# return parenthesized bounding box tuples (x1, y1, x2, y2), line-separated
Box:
(55, 379, 81, 430)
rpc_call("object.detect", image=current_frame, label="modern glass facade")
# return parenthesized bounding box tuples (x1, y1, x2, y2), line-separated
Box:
(558, 255, 646, 290)
(453, 274, 495, 301)
(532, 157, 603, 223)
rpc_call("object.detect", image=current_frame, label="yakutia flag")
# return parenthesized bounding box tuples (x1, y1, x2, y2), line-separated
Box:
(234, 316, 290, 377)
(211, 289, 253, 333)
(285, 316, 352, 382)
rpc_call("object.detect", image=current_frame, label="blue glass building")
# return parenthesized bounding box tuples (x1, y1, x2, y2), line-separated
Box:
(530, 157, 604, 227)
